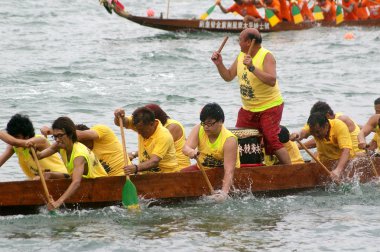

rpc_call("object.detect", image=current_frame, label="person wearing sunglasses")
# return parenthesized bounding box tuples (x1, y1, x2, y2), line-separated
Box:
(211, 28, 291, 166)
(0, 114, 68, 180)
(182, 103, 240, 202)
(32, 116, 108, 210)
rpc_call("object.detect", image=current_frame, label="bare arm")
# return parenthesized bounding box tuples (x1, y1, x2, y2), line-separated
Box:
(211, 53, 238, 82)
(290, 128, 310, 141)
(244, 53, 277, 86)
(166, 123, 183, 142)
(113, 108, 133, 129)
(0, 131, 36, 148)
(124, 154, 162, 174)
(182, 124, 201, 159)
(337, 115, 356, 132)
(47, 156, 85, 210)
(37, 143, 59, 159)
(331, 148, 351, 178)
(76, 130, 99, 142)
(0, 145, 15, 167)
(221, 137, 238, 194)
(358, 115, 379, 149)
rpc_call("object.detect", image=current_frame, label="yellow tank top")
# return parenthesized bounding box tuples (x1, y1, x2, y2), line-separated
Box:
(198, 126, 240, 169)
(237, 47, 283, 112)
(164, 119, 191, 169)
(59, 142, 108, 178)
(91, 125, 128, 176)
(13, 135, 68, 179)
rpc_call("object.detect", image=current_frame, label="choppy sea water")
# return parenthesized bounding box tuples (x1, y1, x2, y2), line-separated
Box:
(0, 0, 380, 251)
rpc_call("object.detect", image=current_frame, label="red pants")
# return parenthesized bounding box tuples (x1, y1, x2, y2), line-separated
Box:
(235, 104, 284, 155)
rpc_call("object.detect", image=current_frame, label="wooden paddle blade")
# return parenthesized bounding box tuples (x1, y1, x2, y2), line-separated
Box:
(122, 179, 139, 209)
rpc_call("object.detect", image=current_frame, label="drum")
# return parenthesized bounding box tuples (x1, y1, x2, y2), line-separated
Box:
(228, 128, 263, 165)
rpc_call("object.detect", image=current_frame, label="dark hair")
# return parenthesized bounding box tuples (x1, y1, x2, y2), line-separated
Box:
(247, 32, 262, 44)
(310, 101, 334, 116)
(75, 124, 90, 131)
(375, 97, 380, 105)
(145, 104, 169, 125)
(307, 112, 329, 128)
(52, 117, 78, 142)
(6, 114, 35, 138)
(200, 103, 225, 123)
(278, 125, 289, 144)
(132, 107, 155, 126)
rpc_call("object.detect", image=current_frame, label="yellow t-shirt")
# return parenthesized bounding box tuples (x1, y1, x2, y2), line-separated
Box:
(237, 47, 283, 112)
(198, 126, 240, 169)
(59, 142, 108, 178)
(137, 120, 179, 173)
(314, 119, 354, 162)
(284, 141, 304, 164)
(164, 118, 191, 169)
(263, 141, 304, 165)
(303, 112, 363, 155)
(91, 124, 128, 176)
(13, 135, 68, 179)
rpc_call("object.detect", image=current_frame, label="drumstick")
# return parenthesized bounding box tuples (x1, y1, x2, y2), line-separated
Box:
(217, 36, 229, 54)
(212, 36, 229, 60)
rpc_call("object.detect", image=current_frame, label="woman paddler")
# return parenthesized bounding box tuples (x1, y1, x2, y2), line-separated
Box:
(30, 117, 108, 211)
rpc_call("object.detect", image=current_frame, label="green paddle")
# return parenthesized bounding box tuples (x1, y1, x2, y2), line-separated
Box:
(119, 117, 140, 210)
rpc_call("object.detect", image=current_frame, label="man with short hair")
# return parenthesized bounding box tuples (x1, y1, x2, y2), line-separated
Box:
(291, 101, 364, 156)
(0, 114, 68, 180)
(114, 107, 179, 174)
(182, 103, 240, 202)
(307, 112, 354, 180)
(211, 28, 291, 165)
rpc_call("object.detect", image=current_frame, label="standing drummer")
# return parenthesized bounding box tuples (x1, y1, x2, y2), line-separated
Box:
(211, 28, 291, 165)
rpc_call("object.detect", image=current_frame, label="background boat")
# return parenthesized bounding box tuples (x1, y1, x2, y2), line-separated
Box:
(110, 7, 380, 33)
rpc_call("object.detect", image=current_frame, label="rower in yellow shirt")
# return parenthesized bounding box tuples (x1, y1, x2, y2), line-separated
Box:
(290, 101, 364, 156)
(264, 125, 304, 165)
(114, 106, 179, 174)
(33, 116, 108, 211)
(140, 104, 190, 170)
(182, 103, 240, 202)
(298, 112, 354, 180)
(41, 124, 128, 176)
(0, 114, 67, 180)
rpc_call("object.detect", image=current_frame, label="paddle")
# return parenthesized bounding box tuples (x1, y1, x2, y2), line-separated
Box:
(118, 116, 140, 210)
(366, 149, 379, 177)
(196, 155, 215, 194)
(200, 4, 217, 20)
(30, 147, 55, 211)
(297, 140, 336, 179)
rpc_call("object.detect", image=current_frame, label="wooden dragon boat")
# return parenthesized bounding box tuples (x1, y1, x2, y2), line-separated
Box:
(1, 158, 379, 215)
(109, 8, 380, 33)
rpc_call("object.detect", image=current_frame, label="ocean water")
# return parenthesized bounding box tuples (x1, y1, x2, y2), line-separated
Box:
(0, 0, 380, 251)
